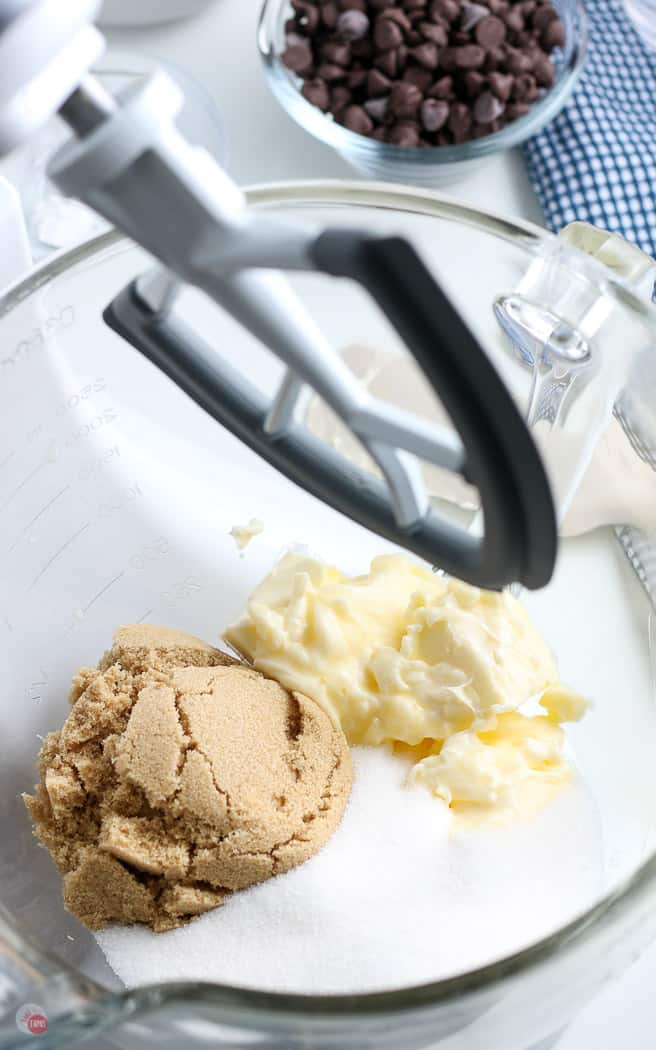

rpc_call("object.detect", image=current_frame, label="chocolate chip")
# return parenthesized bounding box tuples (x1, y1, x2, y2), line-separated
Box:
(541, 17, 564, 48)
(407, 41, 440, 66)
(286, 30, 310, 47)
(388, 120, 421, 144)
(379, 6, 413, 29)
(374, 16, 404, 47)
(318, 61, 348, 79)
(533, 52, 555, 85)
(438, 46, 458, 70)
(337, 8, 370, 39)
(448, 100, 472, 135)
(282, 42, 314, 73)
(322, 39, 352, 64)
(462, 1, 489, 28)
(473, 89, 506, 122)
(364, 94, 390, 119)
(429, 0, 460, 20)
(454, 43, 486, 68)
(293, 1, 321, 32)
(421, 97, 449, 130)
(513, 72, 537, 100)
(403, 64, 434, 90)
(488, 70, 514, 99)
(374, 48, 400, 75)
(505, 100, 530, 120)
(342, 103, 374, 132)
(347, 67, 368, 87)
(351, 37, 374, 57)
(504, 47, 533, 73)
(475, 14, 507, 47)
(331, 84, 352, 112)
(321, 2, 339, 29)
(483, 46, 507, 71)
(516, 29, 536, 46)
(368, 67, 392, 94)
(419, 20, 448, 43)
(532, 3, 558, 30)
(429, 74, 454, 97)
(389, 79, 423, 116)
(464, 70, 485, 96)
(503, 7, 524, 33)
(302, 77, 331, 110)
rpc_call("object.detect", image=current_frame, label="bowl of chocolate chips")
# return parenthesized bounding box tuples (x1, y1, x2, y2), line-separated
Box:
(258, 0, 587, 182)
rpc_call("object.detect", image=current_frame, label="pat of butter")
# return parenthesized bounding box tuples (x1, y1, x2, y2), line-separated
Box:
(229, 518, 264, 552)
(225, 553, 588, 807)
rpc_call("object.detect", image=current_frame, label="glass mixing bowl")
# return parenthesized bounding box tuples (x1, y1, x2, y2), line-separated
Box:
(258, 0, 588, 184)
(1, 182, 656, 1050)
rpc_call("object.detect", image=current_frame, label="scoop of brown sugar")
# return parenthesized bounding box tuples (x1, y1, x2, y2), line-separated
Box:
(24, 625, 352, 932)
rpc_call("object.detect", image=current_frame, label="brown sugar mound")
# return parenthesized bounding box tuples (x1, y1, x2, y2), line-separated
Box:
(24, 625, 352, 932)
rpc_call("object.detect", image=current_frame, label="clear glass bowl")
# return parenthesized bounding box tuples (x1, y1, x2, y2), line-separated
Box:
(258, 0, 588, 184)
(1, 182, 656, 1050)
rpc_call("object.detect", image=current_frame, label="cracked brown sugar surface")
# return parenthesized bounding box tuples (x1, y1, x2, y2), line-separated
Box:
(24, 624, 352, 932)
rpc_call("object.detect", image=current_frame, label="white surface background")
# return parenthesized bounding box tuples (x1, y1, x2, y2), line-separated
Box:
(4, 0, 656, 1045)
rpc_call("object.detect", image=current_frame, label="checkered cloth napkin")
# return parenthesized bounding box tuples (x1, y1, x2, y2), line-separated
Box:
(524, 0, 656, 257)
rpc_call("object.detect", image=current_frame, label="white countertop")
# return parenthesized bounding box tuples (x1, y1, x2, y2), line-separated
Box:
(5, 1, 656, 1045)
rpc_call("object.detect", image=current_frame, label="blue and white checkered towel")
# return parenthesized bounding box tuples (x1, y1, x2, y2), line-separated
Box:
(525, 0, 656, 257)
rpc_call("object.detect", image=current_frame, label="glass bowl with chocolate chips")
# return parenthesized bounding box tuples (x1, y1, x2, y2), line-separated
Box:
(258, 0, 587, 183)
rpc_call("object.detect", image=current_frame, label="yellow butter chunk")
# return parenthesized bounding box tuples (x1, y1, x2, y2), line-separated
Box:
(410, 713, 568, 806)
(226, 553, 588, 808)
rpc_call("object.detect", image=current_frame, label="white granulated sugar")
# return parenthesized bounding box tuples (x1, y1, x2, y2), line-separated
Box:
(96, 748, 603, 994)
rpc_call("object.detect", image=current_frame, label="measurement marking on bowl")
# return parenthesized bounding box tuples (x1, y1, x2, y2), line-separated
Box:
(137, 608, 154, 624)
(7, 486, 70, 554)
(27, 522, 90, 592)
(0, 449, 16, 471)
(28, 669, 49, 705)
(81, 571, 125, 614)
(1, 460, 46, 513)
(1, 304, 75, 371)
